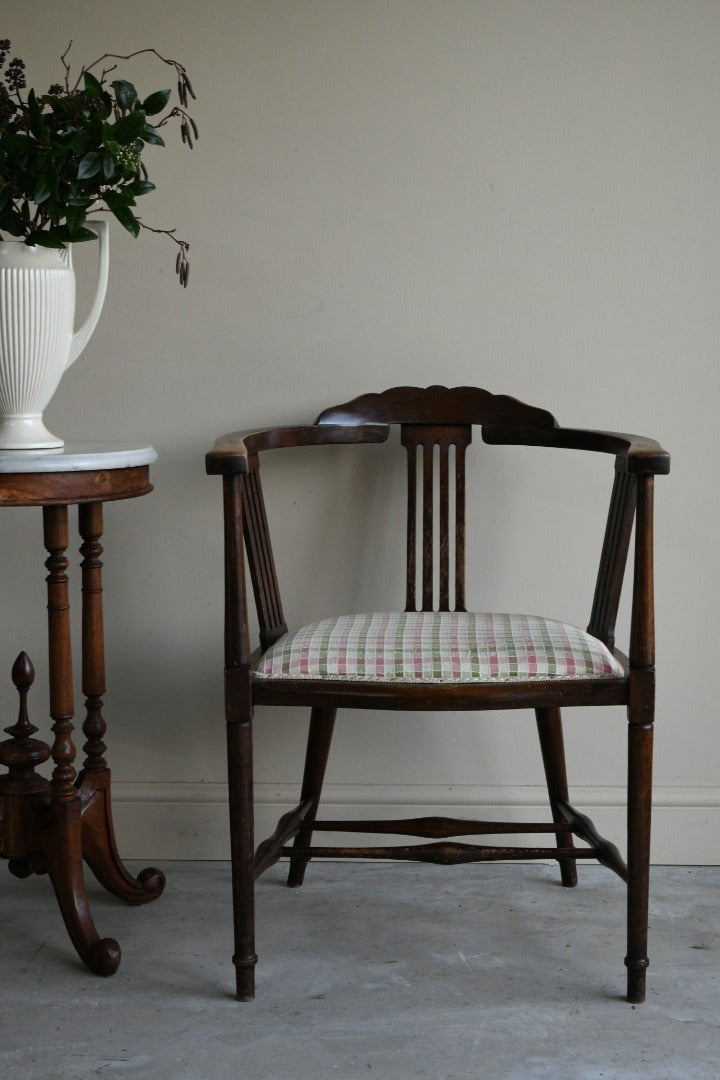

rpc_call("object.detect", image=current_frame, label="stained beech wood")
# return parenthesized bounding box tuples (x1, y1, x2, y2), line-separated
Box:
(0, 456, 164, 976)
(0, 654, 50, 809)
(312, 816, 571, 837)
(556, 799, 628, 881)
(536, 707, 578, 887)
(624, 474, 656, 1003)
(401, 424, 470, 612)
(287, 706, 337, 887)
(79, 503, 108, 771)
(242, 467, 287, 650)
(207, 384, 669, 1002)
(44, 505, 77, 802)
(282, 843, 596, 865)
(252, 674, 628, 710)
(227, 715, 257, 1001)
(0, 465, 152, 506)
(589, 469, 637, 649)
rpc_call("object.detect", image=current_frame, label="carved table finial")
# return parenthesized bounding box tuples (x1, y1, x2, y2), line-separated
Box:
(0, 651, 50, 799)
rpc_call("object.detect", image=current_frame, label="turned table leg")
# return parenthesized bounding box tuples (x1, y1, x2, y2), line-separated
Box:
(44, 504, 80, 811)
(42, 504, 121, 975)
(75, 502, 165, 903)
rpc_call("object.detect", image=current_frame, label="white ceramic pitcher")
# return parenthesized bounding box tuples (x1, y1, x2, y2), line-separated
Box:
(0, 220, 109, 450)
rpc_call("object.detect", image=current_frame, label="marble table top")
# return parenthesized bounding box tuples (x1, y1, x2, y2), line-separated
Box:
(0, 440, 158, 474)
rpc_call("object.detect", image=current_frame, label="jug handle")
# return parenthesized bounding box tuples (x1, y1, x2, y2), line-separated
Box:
(67, 219, 110, 369)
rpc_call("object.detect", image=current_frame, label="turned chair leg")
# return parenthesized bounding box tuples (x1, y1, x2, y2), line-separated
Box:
(287, 706, 337, 888)
(626, 715, 653, 1004)
(227, 714, 257, 1001)
(535, 707, 577, 887)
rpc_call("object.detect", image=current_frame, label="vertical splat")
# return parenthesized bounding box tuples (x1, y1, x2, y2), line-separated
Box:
(241, 457, 287, 650)
(588, 468, 637, 650)
(401, 424, 471, 612)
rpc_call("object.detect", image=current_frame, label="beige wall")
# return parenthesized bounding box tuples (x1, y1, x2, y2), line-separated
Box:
(2, 1, 718, 862)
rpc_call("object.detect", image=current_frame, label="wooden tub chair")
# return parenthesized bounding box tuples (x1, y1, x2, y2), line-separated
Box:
(206, 385, 669, 1001)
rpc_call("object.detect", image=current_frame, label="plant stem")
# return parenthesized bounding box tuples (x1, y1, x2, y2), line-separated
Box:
(73, 48, 187, 92)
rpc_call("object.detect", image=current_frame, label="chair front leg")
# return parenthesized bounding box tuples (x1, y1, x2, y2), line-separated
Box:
(227, 708, 257, 1001)
(626, 474, 655, 1005)
(626, 707, 653, 1004)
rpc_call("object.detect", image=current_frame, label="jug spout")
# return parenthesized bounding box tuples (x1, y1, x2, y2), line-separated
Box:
(67, 220, 110, 369)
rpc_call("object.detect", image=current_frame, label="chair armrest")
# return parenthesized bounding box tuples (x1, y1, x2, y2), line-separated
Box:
(206, 423, 390, 475)
(482, 424, 670, 475)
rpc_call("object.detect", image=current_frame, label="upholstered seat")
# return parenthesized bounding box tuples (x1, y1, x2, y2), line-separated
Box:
(254, 611, 625, 683)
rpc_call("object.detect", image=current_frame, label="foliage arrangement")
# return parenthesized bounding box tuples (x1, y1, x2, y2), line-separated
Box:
(0, 38, 197, 285)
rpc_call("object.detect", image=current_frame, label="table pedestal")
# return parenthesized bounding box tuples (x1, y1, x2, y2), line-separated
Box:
(0, 443, 164, 974)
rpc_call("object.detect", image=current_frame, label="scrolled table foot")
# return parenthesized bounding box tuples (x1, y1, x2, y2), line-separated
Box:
(8, 858, 34, 879)
(8, 854, 48, 878)
(82, 838, 166, 906)
(136, 865, 166, 897)
(78, 774, 165, 905)
(87, 937, 122, 976)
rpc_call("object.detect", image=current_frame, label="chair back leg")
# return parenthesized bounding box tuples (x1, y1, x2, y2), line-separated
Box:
(535, 707, 578, 888)
(288, 706, 337, 887)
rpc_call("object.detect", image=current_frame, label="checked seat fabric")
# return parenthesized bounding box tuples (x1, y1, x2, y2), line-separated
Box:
(254, 611, 625, 683)
(206, 384, 669, 1004)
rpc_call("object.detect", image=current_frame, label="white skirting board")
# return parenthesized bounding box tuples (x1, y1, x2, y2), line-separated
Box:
(109, 783, 720, 865)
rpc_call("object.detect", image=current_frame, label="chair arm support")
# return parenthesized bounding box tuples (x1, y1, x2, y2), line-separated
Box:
(206, 424, 390, 475)
(482, 425, 670, 475)
(629, 475, 656, 671)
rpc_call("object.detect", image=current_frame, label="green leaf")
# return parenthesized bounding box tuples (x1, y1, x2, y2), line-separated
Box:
(0, 207, 26, 236)
(54, 224, 97, 243)
(69, 226, 97, 242)
(45, 164, 60, 200)
(142, 89, 171, 116)
(83, 70, 104, 98)
(65, 205, 86, 234)
(112, 110, 147, 144)
(82, 113, 104, 145)
(105, 200, 140, 237)
(27, 90, 48, 140)
(26, 230, 65, 248)
(34, 181, 51, 205)
(46, 199, 62, 226)
(131, 179, 156, 197)
(104, 189, 136, 212)
(111, 79, 138, 111)
(2, 132, 36, 154)
(45, 93, 75, 118)
(141, 124, 165, 147)
(77, 152, 102, 179)
(65, 182, 93, 208)
(67, 135, 89, 157)
(102, 152, 117, 181)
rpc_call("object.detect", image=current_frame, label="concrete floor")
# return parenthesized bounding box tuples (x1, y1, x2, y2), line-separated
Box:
(1, 862, 718, 1079)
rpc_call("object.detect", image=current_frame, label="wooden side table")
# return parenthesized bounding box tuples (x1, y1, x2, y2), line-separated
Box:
(0, 442, 165, 975)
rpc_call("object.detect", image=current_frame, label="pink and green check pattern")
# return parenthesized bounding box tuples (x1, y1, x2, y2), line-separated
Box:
(254, 612, 624, 684)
